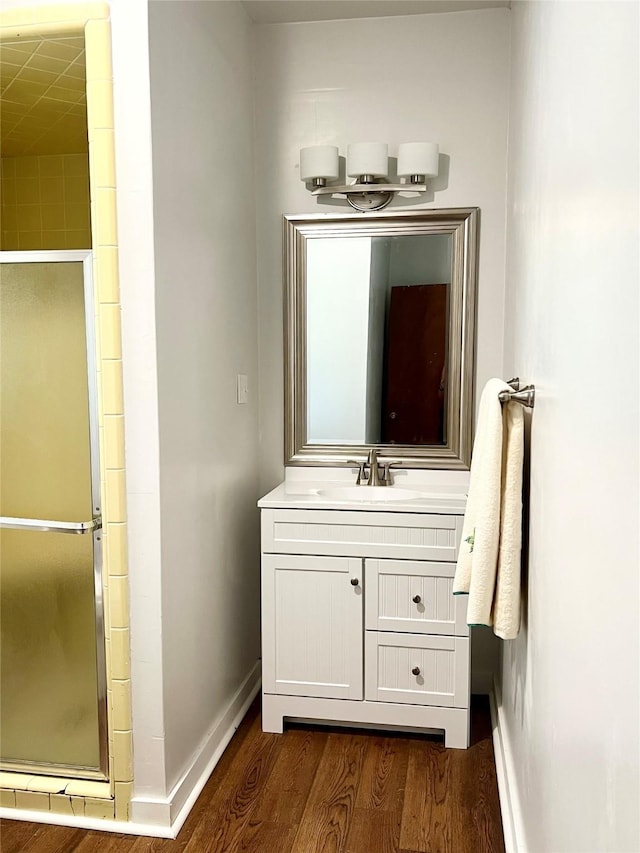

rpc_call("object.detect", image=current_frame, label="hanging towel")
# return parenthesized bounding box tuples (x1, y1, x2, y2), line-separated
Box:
(453, 379, 524, 639)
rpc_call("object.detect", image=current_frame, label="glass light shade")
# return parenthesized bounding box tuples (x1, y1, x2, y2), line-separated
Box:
(347, 143, 388, 178)
(300, 146, 339, 182)
(397, 142, 439, 178)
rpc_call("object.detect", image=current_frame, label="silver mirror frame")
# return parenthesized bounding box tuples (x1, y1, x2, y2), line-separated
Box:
(284, 207, 479, 469)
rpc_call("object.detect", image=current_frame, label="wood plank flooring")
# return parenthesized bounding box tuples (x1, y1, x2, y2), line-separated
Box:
(0, 696, 504, 853)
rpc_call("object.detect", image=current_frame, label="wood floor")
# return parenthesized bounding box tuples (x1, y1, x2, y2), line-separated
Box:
(0, 696, 504, 853)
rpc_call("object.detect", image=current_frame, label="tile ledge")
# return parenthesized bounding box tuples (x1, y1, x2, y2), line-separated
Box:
(0, 772, 111, 800)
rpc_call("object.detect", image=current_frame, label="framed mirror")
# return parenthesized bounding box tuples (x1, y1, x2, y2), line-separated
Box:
(284, 208, 479, 469)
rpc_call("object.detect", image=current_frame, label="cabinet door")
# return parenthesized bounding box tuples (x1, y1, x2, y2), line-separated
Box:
(262, 554, 363, 700)
(365, 559, 468, 636)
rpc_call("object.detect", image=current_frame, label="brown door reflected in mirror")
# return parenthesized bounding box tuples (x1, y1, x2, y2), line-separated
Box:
(382, 283, 448, 445)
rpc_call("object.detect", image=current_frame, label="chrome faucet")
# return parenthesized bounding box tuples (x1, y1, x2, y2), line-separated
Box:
(365, 448, 385, 486)
(348, 452, 402, 487)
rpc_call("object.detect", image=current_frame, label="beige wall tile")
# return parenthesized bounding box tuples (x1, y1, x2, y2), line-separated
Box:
(110, 628, 130, 680)
(108, 575, 129, 630)
(38, 155, 64, 177)
(2, 178, 16, 205)
(2, 158, 16, 178)
(15, 791, 50, 811)
(87, 79, 114, 130)
(106, 522, 128, 575)
(102, 359, 124, 414)
(84, 797, 115, 820)
(0, 772, 32, 791)
(16, 204, 41, 230)
(104, 415, 125, 470)
(114, 782, 132, 822)
(111, 678, 132, 731)
(85, 18, 113, 82)
(64, 154, 89, 178)
(2, 231, 19, 250)
(0, 790, 16, 808)
(105, 468, 126, 522)
(49, 794, 74, 815)
(99, 304, 122, 359)
(70, 796, 85, 816)
(89, 129, 115, 188)
(112, 731, 133, 782)
(15, 156, 38, 178)
(26, 776, 68, 794)
(64, 780, 111, 798)
(18, 232, 42, 250)
(40, 175, 65, 203)
(96, 246, 120, 303)
(94, 187, 117, 245)
(65, 229, 91, 249)
(15, 177, 40, 204)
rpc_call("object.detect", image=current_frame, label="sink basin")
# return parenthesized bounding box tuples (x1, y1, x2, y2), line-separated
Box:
(318, 486, 424, 503)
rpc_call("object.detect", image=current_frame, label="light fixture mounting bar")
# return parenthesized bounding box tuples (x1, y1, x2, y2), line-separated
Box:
(311, 182, 428, 197)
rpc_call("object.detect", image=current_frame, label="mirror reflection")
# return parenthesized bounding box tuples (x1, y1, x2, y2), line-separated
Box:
(307, 234, 452, 446)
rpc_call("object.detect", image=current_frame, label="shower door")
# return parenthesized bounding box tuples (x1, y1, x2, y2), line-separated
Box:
(0, 251, 107, 779)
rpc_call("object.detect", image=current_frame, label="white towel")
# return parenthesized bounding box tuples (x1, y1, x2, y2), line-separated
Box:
(453, 378, 524, 639)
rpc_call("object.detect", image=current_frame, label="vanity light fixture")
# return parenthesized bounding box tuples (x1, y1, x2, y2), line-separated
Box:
(300, 141, 439, 212)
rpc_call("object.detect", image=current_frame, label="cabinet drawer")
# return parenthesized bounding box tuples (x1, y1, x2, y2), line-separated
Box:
(365, 632, 469, 708)
(365, 559, 468, 636)
(262, 509, 462, 562)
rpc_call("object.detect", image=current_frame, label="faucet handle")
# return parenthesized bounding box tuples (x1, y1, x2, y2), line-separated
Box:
(380, 459, 404, 486)
(347, 459, 366, 485)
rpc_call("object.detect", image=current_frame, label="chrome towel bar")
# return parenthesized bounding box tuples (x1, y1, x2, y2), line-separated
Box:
(499, 377, 535, 408)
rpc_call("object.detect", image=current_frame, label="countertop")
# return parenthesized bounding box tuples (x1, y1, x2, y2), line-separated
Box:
(258, 477, 468, 514)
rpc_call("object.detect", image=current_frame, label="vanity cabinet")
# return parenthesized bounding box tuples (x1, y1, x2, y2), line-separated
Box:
(260, 503, 471, 748)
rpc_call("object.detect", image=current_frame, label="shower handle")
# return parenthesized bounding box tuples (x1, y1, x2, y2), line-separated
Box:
(0, 516, 102, 535)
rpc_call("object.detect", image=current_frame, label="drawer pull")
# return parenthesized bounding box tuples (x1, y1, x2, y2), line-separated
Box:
(350, 577, 360, 586)
(412, 594, 422, 604)
(412, 666, 421, 676)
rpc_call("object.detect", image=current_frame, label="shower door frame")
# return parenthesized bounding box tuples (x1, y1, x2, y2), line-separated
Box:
(0, 250, 108, 781)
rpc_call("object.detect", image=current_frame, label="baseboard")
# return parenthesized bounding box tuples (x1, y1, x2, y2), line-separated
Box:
(489, 677, 527, 853)
(130, 660, 261, 835)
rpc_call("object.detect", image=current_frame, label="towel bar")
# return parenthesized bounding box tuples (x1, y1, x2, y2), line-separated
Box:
(499, 377, 535, 408)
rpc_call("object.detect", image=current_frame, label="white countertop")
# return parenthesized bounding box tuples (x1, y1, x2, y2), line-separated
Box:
(258, 469, 469, 514)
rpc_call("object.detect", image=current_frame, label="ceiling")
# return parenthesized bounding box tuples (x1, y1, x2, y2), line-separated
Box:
(243, 0, 510, 24)
(0, 34, 87, 158)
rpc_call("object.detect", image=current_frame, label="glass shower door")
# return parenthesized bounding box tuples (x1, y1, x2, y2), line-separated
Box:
(0, 252, 107, 778)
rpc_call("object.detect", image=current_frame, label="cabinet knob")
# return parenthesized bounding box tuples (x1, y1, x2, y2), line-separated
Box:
(412, 594, 422, 604)
(350, 578, 359, 586)
(412, 666, 421, 676)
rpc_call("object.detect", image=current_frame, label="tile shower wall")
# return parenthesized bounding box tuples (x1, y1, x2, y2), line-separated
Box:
(1, 153, 91, 250)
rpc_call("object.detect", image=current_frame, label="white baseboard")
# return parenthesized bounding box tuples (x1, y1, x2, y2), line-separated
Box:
(130, 660, 261, 835)
(489, 677, 527, 853)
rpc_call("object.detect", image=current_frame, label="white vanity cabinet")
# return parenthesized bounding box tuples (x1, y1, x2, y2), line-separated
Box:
(259, 497, 471, 749)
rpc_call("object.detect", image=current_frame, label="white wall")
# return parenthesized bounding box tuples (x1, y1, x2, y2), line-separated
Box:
(500, 2, 640, 851)
(148, 0, 261, 796)
(253, 8, 511, 493)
